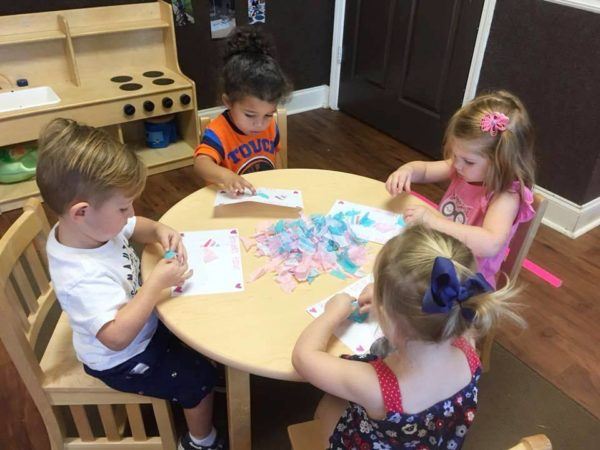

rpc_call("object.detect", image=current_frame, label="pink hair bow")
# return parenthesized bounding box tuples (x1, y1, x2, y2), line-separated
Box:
(480, 112, 509, 136)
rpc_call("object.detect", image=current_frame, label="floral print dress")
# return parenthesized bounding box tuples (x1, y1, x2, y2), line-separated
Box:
(328, 337, 481, 450)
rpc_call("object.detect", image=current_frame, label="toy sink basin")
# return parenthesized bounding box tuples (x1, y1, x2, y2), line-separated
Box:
(0, 86, 60, 113)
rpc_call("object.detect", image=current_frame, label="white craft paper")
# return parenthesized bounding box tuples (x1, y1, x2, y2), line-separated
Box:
(328, 200, 405, 244)
(172, 229, 244, 296)
(214, 187, 303, 209)
(306, 275, 383, 354)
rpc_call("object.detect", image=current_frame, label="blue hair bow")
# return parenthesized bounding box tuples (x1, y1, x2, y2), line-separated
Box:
(421, 257, 492, 322)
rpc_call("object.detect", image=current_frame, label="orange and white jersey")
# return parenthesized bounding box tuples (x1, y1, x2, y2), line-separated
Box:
(194, 111, 280, 174)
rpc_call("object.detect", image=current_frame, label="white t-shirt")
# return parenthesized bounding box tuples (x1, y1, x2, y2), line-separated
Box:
(47, 217, 158, 370)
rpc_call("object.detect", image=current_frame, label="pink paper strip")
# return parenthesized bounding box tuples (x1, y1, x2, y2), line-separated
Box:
(522, 259, 563, 287)
(409, 192, 562, 288)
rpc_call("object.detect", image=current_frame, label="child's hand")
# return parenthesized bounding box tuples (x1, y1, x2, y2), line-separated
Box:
(404, 205, 438, 226)
(386, 165, 413, 196)
(156, 224, 187, 264)
(324, 293, 355, 322)
(221, 171, 256, 196)
(357, 283, 374, 314)
(148, 258, 192, 291)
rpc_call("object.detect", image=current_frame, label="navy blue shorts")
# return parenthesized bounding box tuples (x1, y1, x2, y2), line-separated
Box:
(84, 322, 216, 408)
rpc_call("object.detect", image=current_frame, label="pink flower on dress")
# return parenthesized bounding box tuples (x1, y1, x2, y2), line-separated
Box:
(480, 112, 509, 136)
(464, 408, 477, 424)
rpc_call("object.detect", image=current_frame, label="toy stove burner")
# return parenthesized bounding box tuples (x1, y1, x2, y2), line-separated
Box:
(119, 83, 143, 91)
(111, 75, 133, 82)
(143, 70, 164, 78)
(153, 78, 174, 85)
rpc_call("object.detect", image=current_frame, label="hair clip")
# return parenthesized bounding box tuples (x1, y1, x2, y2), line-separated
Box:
(480, 112, 509, 137)
(422, 257, 492, 322)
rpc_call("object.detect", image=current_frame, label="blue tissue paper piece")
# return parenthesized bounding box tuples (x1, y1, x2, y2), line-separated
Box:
(345, 209, 361, 219)
(326, 239, 339, 252)
(164, 250, 177, 259)
(327, 219, 348, 236)
(337, 251, 359, 274)
(348, 300, 369, 323)
(273, 220, 285, 234)
(330, 269, 348, 280)
(358, 212, 375, 227)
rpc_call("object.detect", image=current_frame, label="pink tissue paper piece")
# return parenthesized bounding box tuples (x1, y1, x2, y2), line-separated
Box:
(375, 223, 396, 233)
(203, 248, 219, 263)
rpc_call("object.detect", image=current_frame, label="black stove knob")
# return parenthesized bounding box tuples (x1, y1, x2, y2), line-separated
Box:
(180, 94, 191, 105)
(143, 100, 155, 112)
(162, 97, 173, 108)
(123, 104, 136, 116)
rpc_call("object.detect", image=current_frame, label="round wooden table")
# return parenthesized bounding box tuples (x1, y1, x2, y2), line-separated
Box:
(141, 169, 425, 450)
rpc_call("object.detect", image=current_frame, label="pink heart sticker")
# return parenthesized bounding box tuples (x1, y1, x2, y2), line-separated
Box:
(230, 229, 238, 234)
(309, 307, 317, 313)
(235, 283, 242, 289)
(293, 191, 299, 194)
(338, 200, 344, 204)
(174, 286, 183, 293)
(356, 345, 364, 352)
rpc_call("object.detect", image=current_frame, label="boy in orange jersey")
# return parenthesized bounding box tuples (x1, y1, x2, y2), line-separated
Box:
(194, 27, 291, 194)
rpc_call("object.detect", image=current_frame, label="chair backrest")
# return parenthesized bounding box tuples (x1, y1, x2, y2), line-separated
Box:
(275, 107, 288, 168)
(499, 193, 547, 284)
(0, 198, 57, 418)
(508, 434, 552, 450)
(200, 115, 211, 135)
(199, 107, 288, 169)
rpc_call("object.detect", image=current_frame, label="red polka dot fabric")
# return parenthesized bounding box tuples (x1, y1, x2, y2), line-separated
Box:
(369, 359, 403, 413)
(368, 338, 481, 415)
(452, 337, 481, 375)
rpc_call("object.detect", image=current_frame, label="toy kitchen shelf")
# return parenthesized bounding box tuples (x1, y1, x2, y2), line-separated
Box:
(0, 1, 199, 213)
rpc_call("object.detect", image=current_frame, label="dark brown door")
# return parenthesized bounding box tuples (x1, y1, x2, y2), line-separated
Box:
(339, 0, 485, 158)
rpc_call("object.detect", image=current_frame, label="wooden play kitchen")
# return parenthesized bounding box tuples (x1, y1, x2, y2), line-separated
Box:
(0, 1, 199, 212)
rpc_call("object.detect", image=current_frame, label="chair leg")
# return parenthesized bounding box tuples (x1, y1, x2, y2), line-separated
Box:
(44, 405, 68, 450)
(152, 399, 177, 450)
(480, 330, 496, 373)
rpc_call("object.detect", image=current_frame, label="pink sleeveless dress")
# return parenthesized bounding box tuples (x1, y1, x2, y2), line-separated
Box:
(438, 174, 535, 288)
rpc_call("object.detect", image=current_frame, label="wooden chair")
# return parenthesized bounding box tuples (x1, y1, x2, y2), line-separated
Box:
(287, 419, 551, 450)
(199, 107, 288, 168)
(480, 193, 548, 372)
(509, 434, 552, 450)
(275, 107, 289, 168)
(0, 199, 177, 450)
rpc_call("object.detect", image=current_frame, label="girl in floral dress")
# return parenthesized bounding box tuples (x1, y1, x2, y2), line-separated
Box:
(293, 225, 524, 449)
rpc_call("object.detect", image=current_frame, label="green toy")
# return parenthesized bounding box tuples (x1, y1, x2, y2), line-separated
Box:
(0, 143, 37, 184)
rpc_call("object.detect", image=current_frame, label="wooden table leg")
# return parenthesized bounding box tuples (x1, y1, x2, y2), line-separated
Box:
(226, 366, 251, 450)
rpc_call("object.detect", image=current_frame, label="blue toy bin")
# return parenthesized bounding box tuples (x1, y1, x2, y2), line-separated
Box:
(144, 114, 179, 148)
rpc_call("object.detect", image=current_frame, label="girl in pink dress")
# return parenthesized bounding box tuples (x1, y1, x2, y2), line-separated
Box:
(293, 225, 524, 449)
(386, 91, 536, 287)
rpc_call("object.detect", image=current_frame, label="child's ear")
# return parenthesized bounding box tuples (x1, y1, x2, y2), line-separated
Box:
(69, 201, 90, 222)
(222, 94, 232, 109)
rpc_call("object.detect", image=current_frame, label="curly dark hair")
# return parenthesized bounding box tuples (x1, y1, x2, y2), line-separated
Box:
(222, 26, 292, 104)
